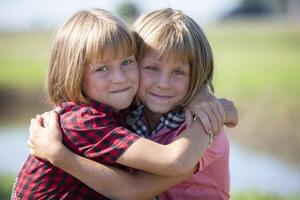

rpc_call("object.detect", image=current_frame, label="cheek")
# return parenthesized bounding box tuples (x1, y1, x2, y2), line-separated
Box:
(138, 71, 152, 90)
(137, 73, 152, 100)
(129, 67, 139, 84)
(175, 78, 190, 96)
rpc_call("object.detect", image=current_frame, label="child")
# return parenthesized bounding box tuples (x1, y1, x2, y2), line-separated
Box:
(13, 8, 236, 200)
(133, 8, 231, 200)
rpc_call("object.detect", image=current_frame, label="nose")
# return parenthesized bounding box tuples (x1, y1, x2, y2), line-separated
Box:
(111, 67, 126, 84)
(156, 73, 170, 89)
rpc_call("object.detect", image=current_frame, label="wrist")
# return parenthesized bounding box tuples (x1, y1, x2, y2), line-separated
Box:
(193, 115, 213, 147)
(48, 142, 66, 166)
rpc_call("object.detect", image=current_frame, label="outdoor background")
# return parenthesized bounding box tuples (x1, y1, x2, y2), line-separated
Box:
(1, 0, 300, 199)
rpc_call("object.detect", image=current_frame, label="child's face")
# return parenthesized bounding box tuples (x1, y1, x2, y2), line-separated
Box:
(137, 50, 190, 114)
(82, 54, 139, 110)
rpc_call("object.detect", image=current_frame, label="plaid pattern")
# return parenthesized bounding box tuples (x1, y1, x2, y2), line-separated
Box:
(126, 105, 185, 138)
(12, 100, 139, 200)
(126, 106, 185, 200)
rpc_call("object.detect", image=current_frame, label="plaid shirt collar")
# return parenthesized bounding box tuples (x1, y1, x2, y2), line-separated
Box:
(60, 98, 114, 113)
(59, 98, 130, 124)
(126, 105, 185, 138)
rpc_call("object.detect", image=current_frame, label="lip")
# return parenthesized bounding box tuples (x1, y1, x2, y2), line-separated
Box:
(110, 87, 131, 93)
(149, 92, 173, 101)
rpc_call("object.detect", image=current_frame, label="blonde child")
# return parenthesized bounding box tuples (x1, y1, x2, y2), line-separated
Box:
(13, 8, 236, 200)
(130, 8, 231, 199)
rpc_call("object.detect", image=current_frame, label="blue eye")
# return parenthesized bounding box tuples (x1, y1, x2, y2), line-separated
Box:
(173, 69, 185, 75)
(96, 66, 109, 72)
(145, 66, 159, 72)
(122, 59, 133, 66)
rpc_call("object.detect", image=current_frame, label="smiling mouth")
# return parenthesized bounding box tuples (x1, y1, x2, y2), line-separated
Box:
(110, 87, 131, 93)
(150, 93, 173, 99)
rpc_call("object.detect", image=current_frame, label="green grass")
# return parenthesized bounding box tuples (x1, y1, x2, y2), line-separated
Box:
(0, 174, 15, 200)
(1, 21, 300, 198)
(231, 191, 300, 200)
(0, 32, 53, 89)
(206, 21, 300, 100)
(0, 21, 299, 95)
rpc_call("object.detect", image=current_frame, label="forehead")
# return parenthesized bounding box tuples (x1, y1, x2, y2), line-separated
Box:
(90, 45, 133, 64)
(142, 49, 189, 67)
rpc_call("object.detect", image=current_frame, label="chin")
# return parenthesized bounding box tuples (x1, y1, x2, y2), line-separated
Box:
(148, 106, 172, 114)
(114, 101, 132, 110)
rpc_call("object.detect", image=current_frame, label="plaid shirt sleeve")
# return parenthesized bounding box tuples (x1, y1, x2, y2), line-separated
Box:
(60, 104, 140, 166)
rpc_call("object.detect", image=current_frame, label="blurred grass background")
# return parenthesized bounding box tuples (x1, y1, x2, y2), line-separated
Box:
(1, 16, 300, 200)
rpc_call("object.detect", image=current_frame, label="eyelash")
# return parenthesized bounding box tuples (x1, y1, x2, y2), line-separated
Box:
(173, 70, 185, 75)
(96, 66, 109, 72)
(145, 66, 186, 76)
(122, 59, 133, 66)
(145, 66, 159, 71)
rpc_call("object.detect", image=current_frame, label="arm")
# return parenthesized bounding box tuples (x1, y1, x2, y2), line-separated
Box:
(30, 111, 209, 177)
(53, 145, 193, 200)
(185, 86, 238, 133)
(219, 98, 238, 127)
(28, 113, 195, 200)
(116, 119, 210, 176)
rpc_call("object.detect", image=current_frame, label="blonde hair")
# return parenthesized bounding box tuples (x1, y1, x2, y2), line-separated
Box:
(132, 8, 214, 105)
(47, 8, 136, 105)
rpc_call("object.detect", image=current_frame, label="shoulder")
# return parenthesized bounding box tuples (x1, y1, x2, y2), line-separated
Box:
(58, 102, 116, 130)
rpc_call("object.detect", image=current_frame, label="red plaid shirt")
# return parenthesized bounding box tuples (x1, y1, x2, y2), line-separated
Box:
(12, 100, 140, 200)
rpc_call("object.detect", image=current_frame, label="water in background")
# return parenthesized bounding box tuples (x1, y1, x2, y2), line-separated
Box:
(1, 127, 300, 196)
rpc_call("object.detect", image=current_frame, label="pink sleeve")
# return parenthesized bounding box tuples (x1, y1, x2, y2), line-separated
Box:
(197, 128, 229, 172)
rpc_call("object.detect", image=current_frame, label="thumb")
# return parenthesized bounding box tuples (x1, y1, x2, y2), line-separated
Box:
(35, 115, 43, 126)
(185, 108, 193, 127)
(49, 111, 59, 128)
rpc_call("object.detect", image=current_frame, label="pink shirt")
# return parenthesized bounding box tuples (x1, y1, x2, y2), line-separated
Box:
(150, 123, 230, 200)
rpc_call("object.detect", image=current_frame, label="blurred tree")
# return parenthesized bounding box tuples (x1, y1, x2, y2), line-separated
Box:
(228, 0, 300, 20)
(116, 1, 140, 24)
(239, 0, 300, 16)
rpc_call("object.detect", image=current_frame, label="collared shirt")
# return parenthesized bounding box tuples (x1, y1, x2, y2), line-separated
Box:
(12, 100, 140, 200)
(127, 105, 230, 200)
(126, 105, 185, 138)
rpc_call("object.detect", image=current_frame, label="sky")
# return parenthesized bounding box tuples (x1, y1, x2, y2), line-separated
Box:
(0, 0, 239, 31)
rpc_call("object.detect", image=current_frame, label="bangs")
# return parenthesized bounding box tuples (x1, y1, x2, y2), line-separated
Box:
(140, 24, 193, 65)
(85, 19, 136, 64)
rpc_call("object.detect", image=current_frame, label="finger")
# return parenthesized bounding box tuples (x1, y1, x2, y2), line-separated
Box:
(30, 117, 40, 132)
(36, 115, 43, 126)
(197, 110, 212, 133)
(227, 105, 238, 127)
(29, 149, 35, 156)
(216, 101, 226, 123)
(29, 118, 35, 132)
(209, 102, 223, 131)
(203, 106, 219, 136)
(29, 119, 38, 141)
(54, 107, 62, 113)
(27, 139, 34, 148)
(29, 118, 37, 141)
(45, 112, 51, 127)
(49, 111, 59, 128)
(27, 139, 31, 148)
(40, 112, 50, 127)
(41, 111, 49, 119)
(185, 108, 193, 127)
(30, 117, 44, 135)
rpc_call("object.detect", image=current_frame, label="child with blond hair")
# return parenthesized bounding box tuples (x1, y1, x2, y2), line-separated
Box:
(24, 8, 237, 200)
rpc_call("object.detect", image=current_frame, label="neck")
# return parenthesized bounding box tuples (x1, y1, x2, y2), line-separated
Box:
(144, 107, 162, 132)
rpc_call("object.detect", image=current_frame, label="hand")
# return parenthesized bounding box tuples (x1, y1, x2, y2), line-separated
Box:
(185, 87, 225, 136)
(28, 110, 63, 163)
(219, 98, 238, 127)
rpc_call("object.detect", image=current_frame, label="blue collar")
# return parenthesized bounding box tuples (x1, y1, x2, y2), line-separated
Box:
(126, 105, 185, 138)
